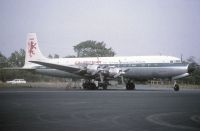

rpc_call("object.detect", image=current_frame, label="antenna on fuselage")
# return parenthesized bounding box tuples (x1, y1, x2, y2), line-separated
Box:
(181, 54, 183, 62)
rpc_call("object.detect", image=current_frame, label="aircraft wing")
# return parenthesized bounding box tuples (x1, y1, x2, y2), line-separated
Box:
(29, 61, 130, 78)
(29, 61, 81, 73)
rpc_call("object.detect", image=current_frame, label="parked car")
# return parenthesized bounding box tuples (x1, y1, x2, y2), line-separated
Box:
(6, 79, 27, 84)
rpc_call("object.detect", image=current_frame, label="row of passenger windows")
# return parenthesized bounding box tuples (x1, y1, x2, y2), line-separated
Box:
(101, 64, 159, 67)
(101, 63, 182, 67)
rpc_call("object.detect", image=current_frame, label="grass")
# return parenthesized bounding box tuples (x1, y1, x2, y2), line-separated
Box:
(0, 83, 32, 88)
(0, 82, 82, 89)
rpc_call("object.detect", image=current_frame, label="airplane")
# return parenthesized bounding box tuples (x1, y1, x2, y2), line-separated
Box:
(23, 33, 192, 91)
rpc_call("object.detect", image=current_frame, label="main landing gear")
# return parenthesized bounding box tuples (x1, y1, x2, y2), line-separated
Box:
(82, 80, 108, 90)
(82, 80, 98, 90)
(98, 82, 108, 90)
(83, 80, 136, 90)
(126, 80, 135, 90)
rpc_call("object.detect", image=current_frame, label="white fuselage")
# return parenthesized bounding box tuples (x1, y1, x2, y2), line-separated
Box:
(34, 56, 189, 80)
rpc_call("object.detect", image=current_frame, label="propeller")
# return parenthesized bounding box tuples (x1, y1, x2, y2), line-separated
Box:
(113, 69, 125, 78)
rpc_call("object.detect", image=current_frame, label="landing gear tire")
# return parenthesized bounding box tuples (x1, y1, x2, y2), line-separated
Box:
(126, 81, 135, 90)
(102, 83, 107, 90)
(82, 82, 87, 90)
(82, 81, 98, 90)
(98, 82, 107, 90)
(174, 84, 179, 91)
(90, 83, 98, 90)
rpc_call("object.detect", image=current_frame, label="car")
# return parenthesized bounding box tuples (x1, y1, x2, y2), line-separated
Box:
(6, 79, 27, 84)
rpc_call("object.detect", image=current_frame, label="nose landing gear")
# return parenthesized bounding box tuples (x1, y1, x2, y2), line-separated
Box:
(126, 80, 135, 90)
(173, 81, 179, 91)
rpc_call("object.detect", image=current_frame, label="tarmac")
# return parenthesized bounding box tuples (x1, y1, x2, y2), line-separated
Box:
(0, 86, 200, 131)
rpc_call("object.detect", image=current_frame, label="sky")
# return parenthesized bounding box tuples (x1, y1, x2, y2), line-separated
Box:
(0, 0, 200, 62)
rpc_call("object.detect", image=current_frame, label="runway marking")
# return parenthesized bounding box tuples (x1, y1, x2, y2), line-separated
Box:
(146, 112, 200, 130)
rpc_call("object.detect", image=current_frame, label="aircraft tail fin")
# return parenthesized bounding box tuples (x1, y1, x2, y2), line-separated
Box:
(23, 33, 47, 69)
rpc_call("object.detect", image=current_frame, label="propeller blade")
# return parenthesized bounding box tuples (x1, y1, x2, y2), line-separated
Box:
(121, 76, 125, 85)
(114, 71, 125, 78)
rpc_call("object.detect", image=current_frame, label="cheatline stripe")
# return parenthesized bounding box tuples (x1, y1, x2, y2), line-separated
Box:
(35, 63, 188, 69)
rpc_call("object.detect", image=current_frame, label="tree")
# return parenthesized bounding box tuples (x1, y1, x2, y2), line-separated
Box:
(48, 54, 59, 58)
(48, 54, 53, 59)
(181, 56, 200, 84)
(64, 55, 76, 58)
(54, 54, 59, 58)
(8, 49, 25, 67)
(187, 56, 198, 64)
(73, 40, 115, 57)
(0, 52, 8, 68)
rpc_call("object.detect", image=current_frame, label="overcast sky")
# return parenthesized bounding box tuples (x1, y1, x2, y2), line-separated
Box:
(0, 0, 200, 62)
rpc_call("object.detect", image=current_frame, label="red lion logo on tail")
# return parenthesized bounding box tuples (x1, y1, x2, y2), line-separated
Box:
(28, 40, 37, 57)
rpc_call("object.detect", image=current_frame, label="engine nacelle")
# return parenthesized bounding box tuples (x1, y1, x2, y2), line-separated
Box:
(108, 67, 124, 78)
(86, 65, 100, 75)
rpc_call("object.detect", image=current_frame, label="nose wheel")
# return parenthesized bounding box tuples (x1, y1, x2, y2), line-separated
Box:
(126, 80, 135, 90)
(174, 84, 179, 91)
(173, 80, 179, 91)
